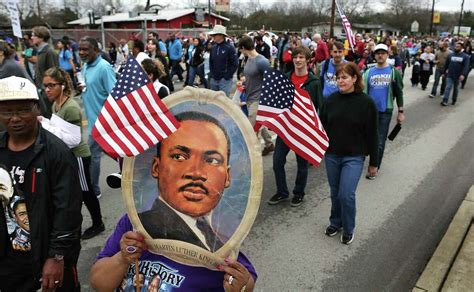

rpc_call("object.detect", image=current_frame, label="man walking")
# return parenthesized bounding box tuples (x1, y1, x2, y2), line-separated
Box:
(268, 46, 323, 207)
(429, 41, 450, 98)
(238, 36, 275, 156)
(31, 26, 58, 118)
(321, 41, 346, 99)
(312, 33, 329, 77)
(440, 41, 470, 106)
(209, 25, 238, 97)
(0, 76, 82, 291)
(255, 35, 271, 61)
(168, 34, 184, 83)
(78, 37, 116, 198)
(363, 44, 405, 178)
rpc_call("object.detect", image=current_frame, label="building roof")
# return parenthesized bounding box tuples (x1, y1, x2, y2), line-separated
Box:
(67, 9, 229, 26)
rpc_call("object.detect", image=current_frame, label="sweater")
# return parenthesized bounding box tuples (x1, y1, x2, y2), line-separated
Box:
(320, 91, 379, 166)
(444, 51, 470, 79)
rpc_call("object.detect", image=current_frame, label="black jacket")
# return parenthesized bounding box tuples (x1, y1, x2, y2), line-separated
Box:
(190, 45, 205, 67)
(0, 126, 82, 282)
(139, 199, 224, 252)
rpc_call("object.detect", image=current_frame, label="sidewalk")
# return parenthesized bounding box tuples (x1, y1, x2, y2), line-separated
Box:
(413, 185, 474, 291)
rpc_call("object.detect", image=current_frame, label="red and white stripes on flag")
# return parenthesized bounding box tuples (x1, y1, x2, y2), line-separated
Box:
(336, 0, 356, 51)
(256, 70, 329, 166)
(91, 55, 179, 158)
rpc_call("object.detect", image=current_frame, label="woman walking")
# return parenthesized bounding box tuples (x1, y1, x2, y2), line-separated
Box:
(42, 67, 105, 239)
(320, 62, 378, 245)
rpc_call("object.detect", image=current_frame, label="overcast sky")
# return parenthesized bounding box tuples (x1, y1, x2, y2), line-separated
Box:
(161, 0, 473, 13)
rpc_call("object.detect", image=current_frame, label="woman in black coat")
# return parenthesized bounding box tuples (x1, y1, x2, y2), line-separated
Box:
(186, 38, 208, 88)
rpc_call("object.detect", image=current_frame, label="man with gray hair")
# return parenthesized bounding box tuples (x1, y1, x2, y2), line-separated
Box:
(312, 33, 329, 76)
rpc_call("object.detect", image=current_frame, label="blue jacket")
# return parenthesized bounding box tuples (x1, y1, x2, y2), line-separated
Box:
(209, 41, 238, 80)
(168, 39, 182, 61)
(444, 51, 470, 79)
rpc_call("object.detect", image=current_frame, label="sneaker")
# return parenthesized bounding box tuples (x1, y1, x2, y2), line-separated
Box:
(365, 173, 377, 180)
(106, 172, 122, 189)
(452, 100, 456, 106)
(440, 101, 449, 106)
(95, 193, 102, 199)
(268, 194, 289, 205)
(290, 196, 304, 207)
(325, 225, 340, 237)
(262, 144, 275, 156)
(341, 233, 354, 245)
(82, 223, 105, 240)
(428, 94, 435, 98)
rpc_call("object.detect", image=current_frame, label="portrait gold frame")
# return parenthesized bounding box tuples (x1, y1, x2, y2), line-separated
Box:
(122, 87, 262, 270)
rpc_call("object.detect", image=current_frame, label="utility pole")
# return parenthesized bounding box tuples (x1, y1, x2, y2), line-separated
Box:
(458, 0, 465, 37)
(429, 0, 435, 36)
(330, 0, 336, 38)
(208, 0, 211, 28)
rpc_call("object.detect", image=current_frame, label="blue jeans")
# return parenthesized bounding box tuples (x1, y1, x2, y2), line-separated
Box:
(210, 78, 233, 97)
(187, 64, 208, 88)
(442, 77, 460, 104)
(88, 135, 103, 195)
(272, 137, 309, 197)
(325, 154, 365, 234)
(377, 111, 392, 169)
(431, 68, 446, 96)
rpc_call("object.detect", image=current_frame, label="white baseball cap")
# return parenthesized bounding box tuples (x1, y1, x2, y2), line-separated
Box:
(0, 76, 39, 101)
(374, 44, 389, 53)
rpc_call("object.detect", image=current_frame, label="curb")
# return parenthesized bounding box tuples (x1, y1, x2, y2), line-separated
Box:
(413, 185, 474, 291)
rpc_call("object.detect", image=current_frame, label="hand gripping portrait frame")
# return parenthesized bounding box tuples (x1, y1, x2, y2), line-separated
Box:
(122, 87, 262, 269)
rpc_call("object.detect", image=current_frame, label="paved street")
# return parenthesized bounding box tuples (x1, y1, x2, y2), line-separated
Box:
(77, 69, 474, 291)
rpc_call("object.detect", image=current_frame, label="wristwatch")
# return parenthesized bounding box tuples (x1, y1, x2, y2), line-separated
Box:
(398, 109, 404, 113)
(53, 254, 64, 262)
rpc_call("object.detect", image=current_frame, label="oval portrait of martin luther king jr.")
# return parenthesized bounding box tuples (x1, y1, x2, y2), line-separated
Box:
(122, 87, 263, 269)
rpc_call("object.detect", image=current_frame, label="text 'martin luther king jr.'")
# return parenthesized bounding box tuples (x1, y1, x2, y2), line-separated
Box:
(139, 111, 232, 252)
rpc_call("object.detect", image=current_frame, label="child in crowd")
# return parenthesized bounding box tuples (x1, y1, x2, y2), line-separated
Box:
(233, 74, 248, 116)
(411, 53, 421, 87)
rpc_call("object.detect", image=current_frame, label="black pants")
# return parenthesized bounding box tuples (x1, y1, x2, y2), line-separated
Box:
(169, 59, 184, 81)
(419, 70, 431, 89)
(0, 263, 80, 292)
(78, 156, 102, 226)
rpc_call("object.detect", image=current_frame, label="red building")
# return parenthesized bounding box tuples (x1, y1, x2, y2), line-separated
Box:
(67, 8, 229, 30)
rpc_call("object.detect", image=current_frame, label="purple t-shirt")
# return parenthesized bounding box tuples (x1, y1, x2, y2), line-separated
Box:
(97, 215, 257, 291)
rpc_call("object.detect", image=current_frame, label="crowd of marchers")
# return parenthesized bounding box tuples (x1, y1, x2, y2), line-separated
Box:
(0, 24, 472, 291)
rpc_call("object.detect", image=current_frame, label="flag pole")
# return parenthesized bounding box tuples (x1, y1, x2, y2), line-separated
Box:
(135, 258, 140, 292)
(335, 0, 355, 53)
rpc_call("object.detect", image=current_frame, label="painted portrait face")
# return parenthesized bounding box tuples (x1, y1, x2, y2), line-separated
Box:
(0, 167, 14, 202)
(152, 120, 231, 217)
(14, 202, 29, 231)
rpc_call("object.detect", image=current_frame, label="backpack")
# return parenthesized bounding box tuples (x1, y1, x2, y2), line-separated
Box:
(320, 59, 331, 92)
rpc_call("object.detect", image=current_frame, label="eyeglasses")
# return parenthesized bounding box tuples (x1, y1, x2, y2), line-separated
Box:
(0, 105, 37, 119)
(43, 83, 62, 89)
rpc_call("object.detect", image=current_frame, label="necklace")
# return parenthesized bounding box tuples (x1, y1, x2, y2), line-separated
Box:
(55, 95, 69, 113)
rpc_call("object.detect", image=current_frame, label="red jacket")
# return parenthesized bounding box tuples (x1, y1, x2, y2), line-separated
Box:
(314, 40, 329, 63)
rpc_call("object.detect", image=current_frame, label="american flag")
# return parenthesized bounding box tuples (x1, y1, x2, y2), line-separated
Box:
(336, 0, 356, 51)
(256, 70, 329, 166)
(91, 55, 180, 158)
